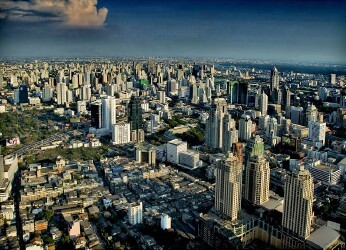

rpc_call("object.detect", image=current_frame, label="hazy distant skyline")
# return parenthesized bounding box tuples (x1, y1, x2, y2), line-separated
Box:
(0, 0, 345, 63)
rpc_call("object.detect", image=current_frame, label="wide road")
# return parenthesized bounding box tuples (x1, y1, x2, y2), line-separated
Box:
(8, 132, 69, 157)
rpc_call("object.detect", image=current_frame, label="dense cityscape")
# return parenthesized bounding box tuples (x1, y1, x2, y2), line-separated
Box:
(0, 0, 346, 249)
(0, 58, 345, 250)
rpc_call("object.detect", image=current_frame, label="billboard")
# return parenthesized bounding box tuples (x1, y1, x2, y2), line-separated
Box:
(6, 137, 21, 146)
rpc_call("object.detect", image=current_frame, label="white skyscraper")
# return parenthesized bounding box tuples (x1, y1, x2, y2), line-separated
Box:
(239, 114, 254, 141)
(42, 86, 53, 102)
(205, 98, 227, 149)
(331, 74, 336, 85)
(259, 92, 268, 116)
(128, 202, 143, 225)
(215, 153, 243, 221)
(56, 82, 67, 105)
(222, 114, 238, 153)
(282, 166, 314, 239)
(308, 121, 326, 147)
(102, 96, 116, 131)
(112, 123, 131, 145)
(266, 117, 278, 138)
(161, 214, 172, 230)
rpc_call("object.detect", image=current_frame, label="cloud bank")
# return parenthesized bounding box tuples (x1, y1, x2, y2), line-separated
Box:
(0, 0, 108, 28)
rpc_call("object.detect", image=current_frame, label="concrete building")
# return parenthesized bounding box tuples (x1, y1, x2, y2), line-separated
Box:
(160, 214, 171, 230)
(239, 114, 254, 142)
(308, 121, 326, 147)
(56, 82, 67, 105)
(282, 166, 314, 239)
(128, 202, 143, 225)
(244, 155, 270, 205)
(112, 123, 131, 145)
(259, 92, 268, 116)
(179, 150, 199, 169)
(205, 98, 227, 149)
(215, 153, 243, 221)
(222, 114, 238, 153)
(102, 96, 116, 132)
(167, 139, 187, 165)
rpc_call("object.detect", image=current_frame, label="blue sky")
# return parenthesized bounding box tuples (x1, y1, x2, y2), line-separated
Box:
(0, 0, 345, 63)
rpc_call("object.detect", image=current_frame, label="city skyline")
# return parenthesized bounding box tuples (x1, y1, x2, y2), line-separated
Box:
(0, 0, 345, 63)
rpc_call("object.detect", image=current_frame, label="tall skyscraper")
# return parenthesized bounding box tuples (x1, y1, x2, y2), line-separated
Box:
(330, 74, 336, 85)
(215, 153, 243, 221)
(270, 67, 280, 92)
(128, 95, 143, 131)
(205, 98, 227, 149)
(305, 103, 319, 126)
(282, 166, 314, 239)
(56, 82, 67, 105)
(282, 85, 291, 108)
(222, 114, 238, 153)
(244, 136, 269, 205)
(91, 103, 102, 129)
(259, 92, 268, 116)
(244, 135, 265, 165)
(19, 85, 29, 103)
(238, 114, 254, 142)
(102, 96, 116, 131)
(308, 121, 326, 146)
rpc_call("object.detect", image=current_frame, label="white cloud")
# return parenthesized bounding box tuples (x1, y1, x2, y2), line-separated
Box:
(0, 0, 108, 28)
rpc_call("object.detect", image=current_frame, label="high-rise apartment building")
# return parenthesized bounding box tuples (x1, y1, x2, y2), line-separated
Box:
(308, 121, 326, 146)
(282, 166, 314, 239)
(244, 155, 270, 205)
(222, 114, 238, 153)
(112, 123, 131, 145)
(56, 82, 67, 105)
(259, 92, 268, 116)
(238, 114, 254, 141)
(128, 202, 143, 225)
(102, 96, 116, 131)
(205, 98, 227, 149)
(215, 153, 243, 221)
(270, 67, 280, 92)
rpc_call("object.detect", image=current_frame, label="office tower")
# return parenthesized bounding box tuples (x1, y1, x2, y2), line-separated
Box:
(128, 202, 143, 225)
(308, 121, 326, 146)
(266, 117, 278, 138)
(288, 106, 304, 125)
(305, 103, 319, 125)
(259, 92, 268, 116)
(112, 123, 131, 145)
(77, 101, 86, 114)
(244, 154, 270, 205)
(282, 166, 314, 239)
(158, 90, 166, 104)
(128, 95, 143, 131)
(18, 85, 29, 103)
(167, 139, 187, 165)
(238, 114, 254, 142)
(282, 85, 291, 108)
(42, 86, 53, 102)
(270, 67, 280, 92)
(331, 74, 336, 85)
(222, 114, 238, 153)
(91, 103, 102, 129)
(102, 96, 116, 131)
(205, 98, 227, 149)
(215, 153, 243, 221)
(56, 82, 67, 105)
(238, 81, 248, 105)
(226, 80, 238, 104)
